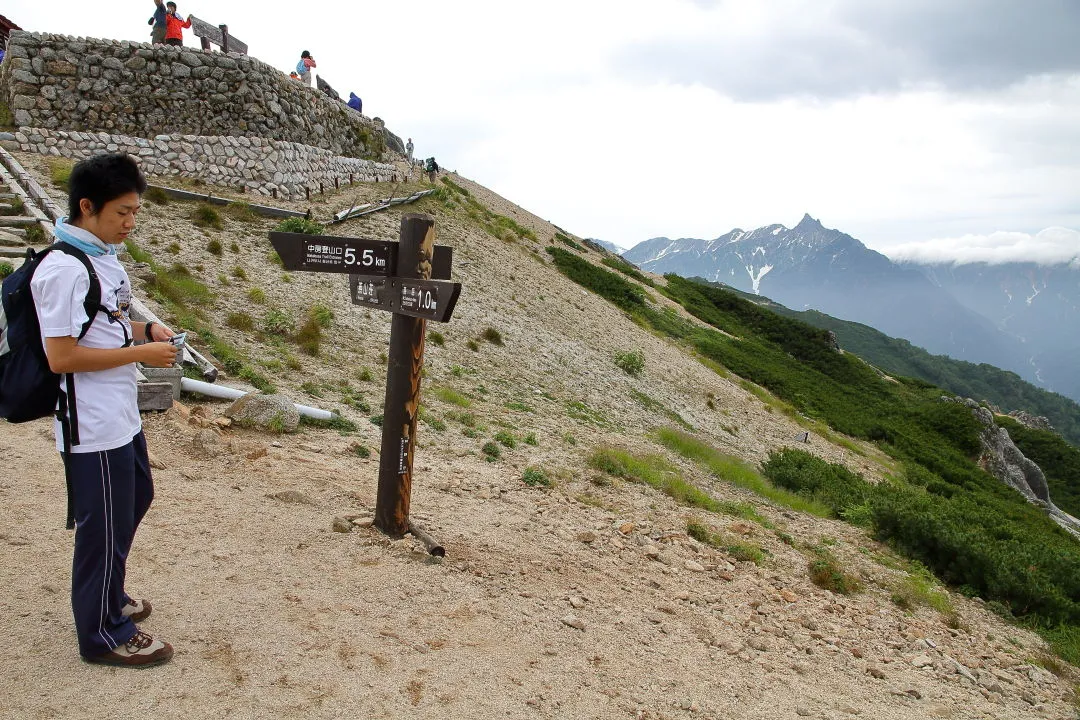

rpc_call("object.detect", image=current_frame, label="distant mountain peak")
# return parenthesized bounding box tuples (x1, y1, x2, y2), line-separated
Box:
(795, 213, 823, 231)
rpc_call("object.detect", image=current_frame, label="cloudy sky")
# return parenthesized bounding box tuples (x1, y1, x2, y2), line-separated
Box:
(7, 0, 1080, 263)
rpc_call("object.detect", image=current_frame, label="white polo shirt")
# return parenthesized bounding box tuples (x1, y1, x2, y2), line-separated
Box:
(30, 250, 141, 454)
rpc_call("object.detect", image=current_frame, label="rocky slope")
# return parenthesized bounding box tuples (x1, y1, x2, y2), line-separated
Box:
(1, 152, 1077, 719)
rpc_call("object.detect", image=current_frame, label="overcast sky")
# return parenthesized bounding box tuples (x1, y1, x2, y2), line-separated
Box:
(7, 0, 1080, 264)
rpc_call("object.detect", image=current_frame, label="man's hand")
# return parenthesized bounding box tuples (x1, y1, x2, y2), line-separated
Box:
(140, 342, 180, 368)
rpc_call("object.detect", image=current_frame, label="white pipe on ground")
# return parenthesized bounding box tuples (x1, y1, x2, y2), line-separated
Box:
(179, 378, 335, 421)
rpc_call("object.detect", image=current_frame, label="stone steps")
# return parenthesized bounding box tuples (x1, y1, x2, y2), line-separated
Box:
(0, 245, 45, 259)
(0, 216, 38, 227)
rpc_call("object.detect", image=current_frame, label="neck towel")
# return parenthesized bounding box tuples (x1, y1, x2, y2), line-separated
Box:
(53, 217, 116, 257)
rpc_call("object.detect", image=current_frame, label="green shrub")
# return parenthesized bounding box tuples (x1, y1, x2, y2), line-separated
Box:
(231, 265, 247, 280)
(427, 330, 445, 347)
(808, 556, 862, 595)
(268, 251, 284, 267)
(351, 443, 371, 459)
(167, 242, 180, 254)
(230, 242, 241, 253)
(601, 256, 655, 286)
(482, 441, 501, 462)
(0, 100, 13, 129)
(761, 448, 872, 519)
(553, 232, 586, 252)
(0, 262, 13, 280)
(482, 327, 504, 346)
(25, 224, 45, 246)
(247, 287, 266, 303)
(144, 187, 170, 205)
(467, 339, 480, 352)
(193, 203, 223, 230)
(522, 467, 551, 487)
(274, 217, 325, 235)
(657, 428, 828, 516)
(262, 309, 294, 335)
(494, 431, 516, 449)
(431, 386, 471, 407)
(296, 315, 322, 356)
(614, 349, 645, 376)
(226, 312, 254, 331)
(310, 304, 333, 328)
(206, 238, 223, 256)
(47, 159, 73, 190)
(224, 203, 257, 223)
(546, 246, 648, 312)
(357, 367, 374, 382)
(524, 432, 539, 446)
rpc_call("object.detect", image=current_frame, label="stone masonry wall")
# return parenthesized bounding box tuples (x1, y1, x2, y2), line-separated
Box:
(11, 127, 396, 199)
(0, 31, 385, 160)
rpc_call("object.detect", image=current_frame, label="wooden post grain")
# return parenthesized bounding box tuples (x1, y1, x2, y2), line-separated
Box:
(374, 213, 435, 536)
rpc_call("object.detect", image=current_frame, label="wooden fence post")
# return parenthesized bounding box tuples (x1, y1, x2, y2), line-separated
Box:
(374, 213, 435, 537)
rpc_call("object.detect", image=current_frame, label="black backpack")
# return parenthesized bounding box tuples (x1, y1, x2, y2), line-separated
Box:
(0, 243, 103, 527)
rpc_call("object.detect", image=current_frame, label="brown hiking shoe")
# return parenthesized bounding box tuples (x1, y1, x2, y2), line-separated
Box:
(84, 631, 174, 667)
(121, 598, 152, 623)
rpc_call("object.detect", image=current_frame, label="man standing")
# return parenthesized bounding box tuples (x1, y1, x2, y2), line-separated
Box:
(164, 2, 191, 47)
(147, 0, 167, 45)
(30, 153, 180, 667)
(406, 138, 414, 164)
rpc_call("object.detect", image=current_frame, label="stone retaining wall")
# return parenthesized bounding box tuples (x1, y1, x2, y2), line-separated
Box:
(0, 30, 390, 161)
(9, 127, 397, 199)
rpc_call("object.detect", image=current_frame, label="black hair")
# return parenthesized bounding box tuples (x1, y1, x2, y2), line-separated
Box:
(301, 50, 311, 58)
(68, 153, 147, 220)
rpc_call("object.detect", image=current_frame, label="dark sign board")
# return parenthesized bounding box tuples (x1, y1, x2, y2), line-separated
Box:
(349, 275, 461, 323)
(270, 232, 453, 279)
(189, 15, 249, 54)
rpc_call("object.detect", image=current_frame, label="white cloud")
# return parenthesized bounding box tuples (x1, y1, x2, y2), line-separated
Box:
(885, 227, 1080, 265)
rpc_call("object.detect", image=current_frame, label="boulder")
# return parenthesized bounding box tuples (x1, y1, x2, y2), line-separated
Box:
(226, 393, 300, 433)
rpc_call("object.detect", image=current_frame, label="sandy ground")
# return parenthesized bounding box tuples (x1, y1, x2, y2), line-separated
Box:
(1, 153, 1077, 719)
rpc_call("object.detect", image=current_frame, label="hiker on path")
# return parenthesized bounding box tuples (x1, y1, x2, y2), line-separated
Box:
(164, 2, 192, 47)
(31, 153, 179, 667)
(347, 92, 362, 113)
(147, 0, 167, 44)
(296, 50, 316, 87)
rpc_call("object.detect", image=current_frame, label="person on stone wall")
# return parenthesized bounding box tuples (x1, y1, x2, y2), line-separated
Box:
(32, 153, 180, 667)
(164, 2, 192, 47)
(347, 92, 362, 113)
(296, 51, 316, 87)
(147, 0, 167, 45)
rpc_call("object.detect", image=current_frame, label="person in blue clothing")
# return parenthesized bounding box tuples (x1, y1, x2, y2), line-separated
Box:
(147, 0, 167, 45)
(32, 153, 180, 667)
(347, 92, 362, 113)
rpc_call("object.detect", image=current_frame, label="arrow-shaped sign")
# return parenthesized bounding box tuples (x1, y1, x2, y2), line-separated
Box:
(269, 232, 453, 279)
(349, 275, 462, 323)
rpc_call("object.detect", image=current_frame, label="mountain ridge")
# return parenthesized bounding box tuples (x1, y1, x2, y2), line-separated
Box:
(623, 218, 1080, 402)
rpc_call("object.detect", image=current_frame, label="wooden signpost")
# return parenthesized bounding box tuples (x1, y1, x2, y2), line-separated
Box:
(270, 214, 459, 554)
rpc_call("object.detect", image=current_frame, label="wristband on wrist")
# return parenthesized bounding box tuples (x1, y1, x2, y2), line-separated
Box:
(144, 321, 156, 341)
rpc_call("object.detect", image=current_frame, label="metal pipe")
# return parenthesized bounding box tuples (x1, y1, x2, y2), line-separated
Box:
(408, 520, 445, 557)
(179, 378, 335, 421)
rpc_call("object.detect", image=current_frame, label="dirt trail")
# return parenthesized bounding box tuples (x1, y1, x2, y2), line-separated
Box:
(0, 154, 1075, 719)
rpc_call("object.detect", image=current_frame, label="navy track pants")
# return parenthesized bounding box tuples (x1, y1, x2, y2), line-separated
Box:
(63, 431, 154, 657)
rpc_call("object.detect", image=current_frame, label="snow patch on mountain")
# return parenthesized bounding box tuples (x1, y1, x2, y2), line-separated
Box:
(747, 264, 773, 293)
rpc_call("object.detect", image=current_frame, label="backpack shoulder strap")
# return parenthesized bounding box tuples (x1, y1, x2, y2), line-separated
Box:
(52, 243, 103, 341)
